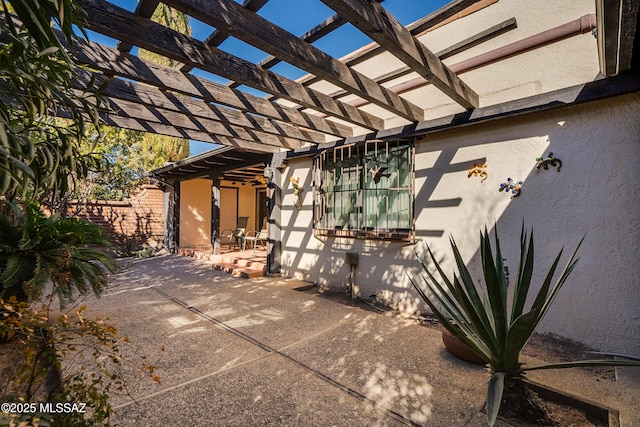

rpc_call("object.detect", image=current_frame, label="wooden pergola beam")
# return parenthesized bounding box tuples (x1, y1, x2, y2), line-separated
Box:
(76, 71, 328, 144)
(320, 0, 478, 110)
(250, 14, 348, 77)
(117, 0, 160, 53)
(294, 0, 486, 88)
(98, 95, 306, 149)
(165, 0, 425, 122)
(99, 114, 282, 153)
(181, 0, 269, 73)
(77, 0, 385, 130)
(304, 17, 518, 100)
(64, 34, 354, 138)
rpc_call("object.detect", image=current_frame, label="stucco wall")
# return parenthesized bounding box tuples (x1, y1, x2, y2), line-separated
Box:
(279, 93, 640, 354)
(332, 0, 599, 130)
(219, 179, 266, 233)
(179, 178, 212, 247)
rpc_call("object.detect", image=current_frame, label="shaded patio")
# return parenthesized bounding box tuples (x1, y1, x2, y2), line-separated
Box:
(78, 254, 640, 426)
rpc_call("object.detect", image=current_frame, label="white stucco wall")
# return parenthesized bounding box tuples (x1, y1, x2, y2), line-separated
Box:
(279, 93, 640, 354)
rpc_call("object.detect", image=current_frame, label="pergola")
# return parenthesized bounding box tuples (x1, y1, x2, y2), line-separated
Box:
(64, 0, 639, 163)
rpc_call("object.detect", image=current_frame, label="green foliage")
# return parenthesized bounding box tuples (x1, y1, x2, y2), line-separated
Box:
(136, 247, 154, 259)
(408, 224, 640, 426)
(139, 3, 191, 68)
(0, 200, 116, 305)
(0, 298, 162, 426)
(80, 125, 189, 200)
(79, 3, 191, 201)
(0, 0, 104, 202)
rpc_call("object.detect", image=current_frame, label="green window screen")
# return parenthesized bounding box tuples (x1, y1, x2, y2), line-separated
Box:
(313, 140, 414, 237)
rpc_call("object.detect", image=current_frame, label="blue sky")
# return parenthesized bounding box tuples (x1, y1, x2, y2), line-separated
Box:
(85, 0, 450, 155)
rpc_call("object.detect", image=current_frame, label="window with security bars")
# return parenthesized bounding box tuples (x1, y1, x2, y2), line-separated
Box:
(313, 140, 414, 239)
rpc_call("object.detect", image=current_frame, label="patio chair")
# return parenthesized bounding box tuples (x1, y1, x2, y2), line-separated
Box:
(243, 218, 268, 253)
(220, 216, 249, 251)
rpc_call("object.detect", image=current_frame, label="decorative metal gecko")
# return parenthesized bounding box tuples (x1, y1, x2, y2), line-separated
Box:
(290, 176, 304, 210)
(369, 166, 391, 184)
(467, 163, 488, 182)
(535, 152, 562, 172)
(499, 177, 523, 198)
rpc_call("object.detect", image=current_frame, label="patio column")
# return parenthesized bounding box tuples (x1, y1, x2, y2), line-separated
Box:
(211, 176, 221, 254)
(173, 179, 181, 252)
(267, 154, 285, 275)
(163, 177, 178, 253)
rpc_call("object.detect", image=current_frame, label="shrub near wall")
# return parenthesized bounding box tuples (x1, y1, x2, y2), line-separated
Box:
(69, 185, 165, 255)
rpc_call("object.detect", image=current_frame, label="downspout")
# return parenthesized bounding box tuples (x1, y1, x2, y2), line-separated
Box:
(349, 14, 597, 106)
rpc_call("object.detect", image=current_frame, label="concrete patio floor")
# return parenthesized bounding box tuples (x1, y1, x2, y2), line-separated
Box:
(78, 253, 639, 427)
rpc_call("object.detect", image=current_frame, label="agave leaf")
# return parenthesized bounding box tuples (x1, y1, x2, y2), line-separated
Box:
(503, 307, 543, 371)
(481, 227, 507, 353)
(492, 226, 508, 305)
(511, 224, 535, 321)
(519, 359, 640, 374)
(487, 372, 506, 427)
(530, 248, 564, 311)
(410, 268, 471, 334)
(450, 275, 499, 359)
(420, 247, 481, 327)
(425, 244, 499, 358)
(408, 272, 493, 361)
(410, 252, 490, 355)
(416, 269, 467, 326)
(449, 238, 497, 345)
(529, 237, 584, 336)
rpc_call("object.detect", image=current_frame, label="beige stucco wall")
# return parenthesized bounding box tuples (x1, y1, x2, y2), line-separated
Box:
(219, 180, 267, 233)
(179, 178, 212, 247)
(178, 179, 266, 248)
(279, 93, 640, 354)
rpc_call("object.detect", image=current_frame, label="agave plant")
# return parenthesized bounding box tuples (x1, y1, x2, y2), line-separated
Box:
(409, 225, 640, 426)
(0, 201, 116, 305)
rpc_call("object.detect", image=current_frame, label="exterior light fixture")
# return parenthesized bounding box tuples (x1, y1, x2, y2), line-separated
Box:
(263, 165, 274, 184)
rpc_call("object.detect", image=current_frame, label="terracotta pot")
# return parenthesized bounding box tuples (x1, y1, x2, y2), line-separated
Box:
(441, 328, 487, 365)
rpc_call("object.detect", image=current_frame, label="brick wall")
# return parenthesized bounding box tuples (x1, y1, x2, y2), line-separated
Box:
(69, 185, 165, 253)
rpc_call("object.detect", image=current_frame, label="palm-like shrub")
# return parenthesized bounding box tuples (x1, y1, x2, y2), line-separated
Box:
(0, 201, 116, 305)
(409, 225, 639, 426)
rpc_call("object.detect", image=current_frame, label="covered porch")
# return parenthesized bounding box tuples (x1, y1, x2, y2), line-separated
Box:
(152, 146, 273, 277)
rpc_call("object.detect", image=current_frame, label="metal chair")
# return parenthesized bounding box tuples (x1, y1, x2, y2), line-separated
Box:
(243, 218, 268, 252)
(220, 216, 249, 251)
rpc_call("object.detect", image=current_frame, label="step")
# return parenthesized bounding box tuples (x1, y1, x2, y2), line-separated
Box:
(176, 248, 212, 261)
(212, 256, 266, 270)
(212, 263, 265, 279)
(178, 247, 266, 279)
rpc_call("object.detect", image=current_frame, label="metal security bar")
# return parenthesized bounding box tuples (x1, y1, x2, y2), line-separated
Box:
(313, 140, 414, 239)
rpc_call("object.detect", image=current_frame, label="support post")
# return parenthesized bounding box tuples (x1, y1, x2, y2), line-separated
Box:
(267, 153, 285, 275)
(163, 177, 178, 253)
(173, 179, 181, 252)
(211, 176, 221, 254)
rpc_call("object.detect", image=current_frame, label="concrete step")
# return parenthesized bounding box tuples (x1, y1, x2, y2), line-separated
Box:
(212, 256, 266, 270)
(178, 246, 266, 279)
(212, 263, 265, 279)
(176, 247, 212, 261)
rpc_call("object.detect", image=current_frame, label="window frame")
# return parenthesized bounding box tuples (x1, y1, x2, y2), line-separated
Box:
(312, 139, 415, 241)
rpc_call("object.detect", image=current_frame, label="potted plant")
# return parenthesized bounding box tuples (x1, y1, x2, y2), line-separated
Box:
(408, 224, 640, 426)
